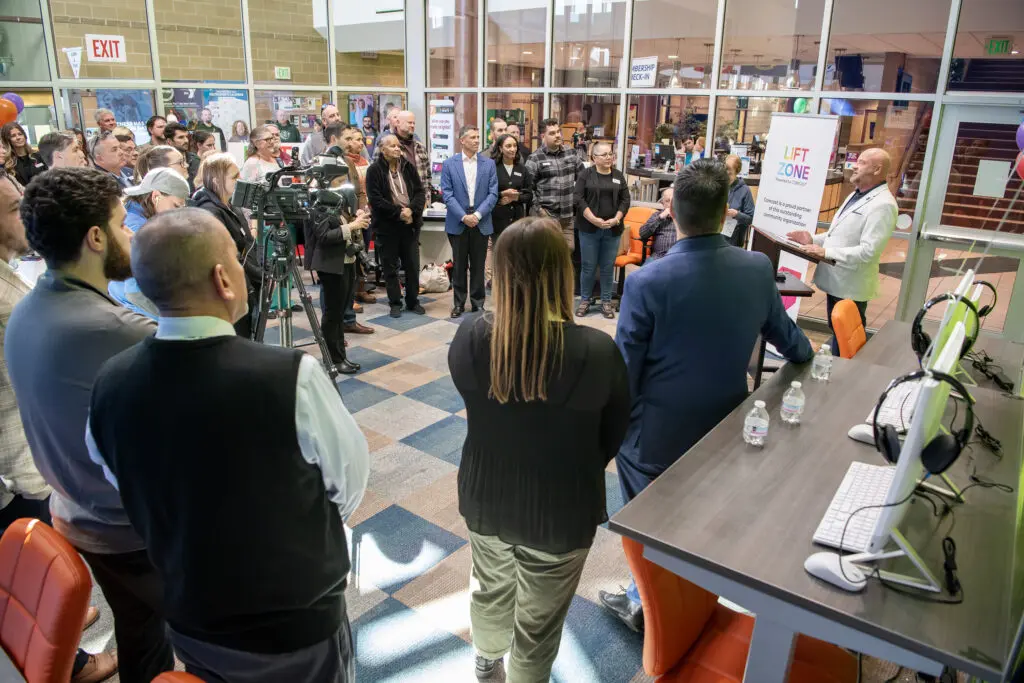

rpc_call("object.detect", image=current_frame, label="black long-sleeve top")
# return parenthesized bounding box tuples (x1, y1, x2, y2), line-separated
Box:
(574, 166, 631, 236)
(449, 315, 631, 553)
(491, 160, 533, 232)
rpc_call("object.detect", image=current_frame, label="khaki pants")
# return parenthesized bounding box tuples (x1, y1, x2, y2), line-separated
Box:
(469, 532, 589, 683)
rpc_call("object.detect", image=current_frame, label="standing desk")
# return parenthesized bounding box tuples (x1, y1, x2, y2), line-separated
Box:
(609, 352, 1024, 683)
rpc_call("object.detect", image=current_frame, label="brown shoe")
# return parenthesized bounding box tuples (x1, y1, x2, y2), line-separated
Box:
(83, 606, 100, 631)
(356, 291, 377, 304)
(71, 651, 118, 683)
(344, 322, 375, 335)
(353, 302, 363, 314)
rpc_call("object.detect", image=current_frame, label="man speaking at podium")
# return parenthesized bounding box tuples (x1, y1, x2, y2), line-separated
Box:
(787, 148, 897, 354)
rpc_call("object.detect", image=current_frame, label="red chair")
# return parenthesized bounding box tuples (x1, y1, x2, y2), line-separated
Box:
(152, 673, 205, 683)
(614, 206, 659, 306)
(0, 519, 92, 683)
(831, 299, 868, 359)
(622, 537, 857, 683)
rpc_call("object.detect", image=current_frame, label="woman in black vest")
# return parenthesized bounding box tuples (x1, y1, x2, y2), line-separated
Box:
(488, 134, 532, 243)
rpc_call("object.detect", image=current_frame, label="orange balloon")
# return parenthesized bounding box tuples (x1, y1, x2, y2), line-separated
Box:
(0, 99, 15, 125)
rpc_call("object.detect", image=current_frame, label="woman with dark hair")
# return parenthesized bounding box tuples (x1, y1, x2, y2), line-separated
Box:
(192, 129, 218, 159)
(449, 216, 630, 683)
(1, 122, 45, 186)
(488, 134, 532, 244)
(71, 128, 88, 160)
(0, 142, 24, 195)
(229, 120, 250, 143)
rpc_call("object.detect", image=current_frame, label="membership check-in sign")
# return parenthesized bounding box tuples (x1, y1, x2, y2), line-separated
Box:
(753, 112, 839, 319)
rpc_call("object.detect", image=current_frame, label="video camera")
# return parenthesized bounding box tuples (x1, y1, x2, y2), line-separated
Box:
(230, 155, 358, 225)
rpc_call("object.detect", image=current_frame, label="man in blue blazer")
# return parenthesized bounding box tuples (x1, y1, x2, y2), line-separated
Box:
(441, 126, 499, 318)
(600, 160, 814, 631)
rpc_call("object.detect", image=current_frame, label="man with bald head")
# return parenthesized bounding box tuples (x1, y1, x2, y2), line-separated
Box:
(86, 207, 369, 683)
(374, 110, 430, 190)
(787, 147, 897, 354)
(300, 103, 343, 165)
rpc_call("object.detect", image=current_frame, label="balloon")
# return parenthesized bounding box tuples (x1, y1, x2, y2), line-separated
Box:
(1016, 151, 1024, 181)
(0, 99, 16, 126)
(1, 93, 23, 114)
(794, 98, 808, 114)
(1017, 121, 1024, 151)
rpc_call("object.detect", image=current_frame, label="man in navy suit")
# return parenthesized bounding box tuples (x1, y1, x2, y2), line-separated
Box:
(600, 160, 814, 631)
(441, 126, 499, 318)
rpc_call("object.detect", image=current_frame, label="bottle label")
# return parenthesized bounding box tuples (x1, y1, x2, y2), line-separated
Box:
(744, 418, 768, 436)
(782, 399, 804, 413)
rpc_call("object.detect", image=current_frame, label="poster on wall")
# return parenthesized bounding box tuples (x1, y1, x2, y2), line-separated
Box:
(429, 99, 455, 189)
(97, 89, 154, 144)
(348, 95, 374, 126)
(162, 88, 202, 126)
(752, 112, 839, 320)
(204, 89, 249, 146)
(378, 95, 404, 130)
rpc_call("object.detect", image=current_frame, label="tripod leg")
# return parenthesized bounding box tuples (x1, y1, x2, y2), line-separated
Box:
(289, 260, 341, 383)
(253, 270, 281, 344)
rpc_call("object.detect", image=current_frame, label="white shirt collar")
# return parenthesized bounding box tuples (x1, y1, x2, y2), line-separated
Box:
(462, 152, 477, 162)
(156, 316, 237, 340)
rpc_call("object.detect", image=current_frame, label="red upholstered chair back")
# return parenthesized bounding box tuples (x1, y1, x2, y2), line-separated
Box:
(152, 673, 207, 682)
(831, 299, 868, 359)
(0, 519, 91, 683)
(622, 536, 719, 677)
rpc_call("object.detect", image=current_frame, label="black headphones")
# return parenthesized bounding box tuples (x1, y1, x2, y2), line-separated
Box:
(872, 370, 974, 475)
(973, 279, 997, 318)
(911, 293, 980, 364)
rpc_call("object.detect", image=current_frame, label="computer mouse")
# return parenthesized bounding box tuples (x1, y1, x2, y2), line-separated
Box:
(804, 552, 867, 592)
(847, 423, 876, 446)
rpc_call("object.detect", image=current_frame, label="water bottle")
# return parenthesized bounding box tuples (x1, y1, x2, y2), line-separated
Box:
(780, 381, 805, 424)
(811, 344, 833, 382)
(743, 400, 770, 447)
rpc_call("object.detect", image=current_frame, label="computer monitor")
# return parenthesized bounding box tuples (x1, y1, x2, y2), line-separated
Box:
(653, 143, 674, 165)
(923, 269, 976, 369)
(867, 321, 966, 554)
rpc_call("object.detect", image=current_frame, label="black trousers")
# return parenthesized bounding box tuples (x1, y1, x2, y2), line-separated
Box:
(78, 548, 175, 683)
(379, 228, 420, 308)
(448, 229, 488, 311)
(825, 294, 867, 357)
(234, 290, 259, 339)
(319, 266, 355, 363)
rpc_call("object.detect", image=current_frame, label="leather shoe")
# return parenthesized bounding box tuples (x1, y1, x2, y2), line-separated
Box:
(390, 305, 402, 318)
(451, 307, 463, 319)
(353, 302, 363, 314)
(71, 651, 118, 683)
(83, 606, 99, 631)
(344, 322, 375, 335)
(599, 589, 644, 632)
(471, 305, 484, 313)
(336, 359, 359, 375)
(356, 291, 377, 304)
(408, 304, 426, 315)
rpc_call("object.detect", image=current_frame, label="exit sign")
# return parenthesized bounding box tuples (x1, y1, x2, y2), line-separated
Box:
(274, 66, 291, 80)
(985, 37, 1014, 55)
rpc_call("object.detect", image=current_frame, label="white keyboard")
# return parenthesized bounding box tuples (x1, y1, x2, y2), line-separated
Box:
(812, 461, 895, 553)
(865, 380, 920, 433)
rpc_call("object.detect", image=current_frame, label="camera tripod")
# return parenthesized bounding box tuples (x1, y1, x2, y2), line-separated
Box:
(252, 222, 340, 383)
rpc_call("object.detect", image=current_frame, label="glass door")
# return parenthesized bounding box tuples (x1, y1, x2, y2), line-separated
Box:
(902, 104, 1024, 341)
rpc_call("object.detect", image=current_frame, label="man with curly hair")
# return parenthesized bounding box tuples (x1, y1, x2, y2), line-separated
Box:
(4, 168, 173, 682)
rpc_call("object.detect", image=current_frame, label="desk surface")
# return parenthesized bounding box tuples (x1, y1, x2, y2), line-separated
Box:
(859, 320, 1024, 391)
(609, 357, 1023, 681)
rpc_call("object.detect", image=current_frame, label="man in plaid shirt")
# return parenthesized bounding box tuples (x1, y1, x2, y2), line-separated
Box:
(526, 118, 584, 254)
(373, 110, 431, 191)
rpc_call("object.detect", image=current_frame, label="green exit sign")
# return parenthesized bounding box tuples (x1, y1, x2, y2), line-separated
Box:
(985, 37, 1014, 55)
(274, 66, 291, 80)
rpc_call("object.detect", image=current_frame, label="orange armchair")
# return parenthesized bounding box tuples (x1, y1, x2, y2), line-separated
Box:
(0, 519, 92, 683)
(831, 299, 867, 359)
(152, 673, 205, 682)
(622, 537, 857, 683)
(614, 206, 659, 304)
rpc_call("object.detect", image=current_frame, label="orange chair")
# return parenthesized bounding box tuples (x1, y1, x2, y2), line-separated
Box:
(622, 537, 857, 683)
(0, 519, 92, 683)
(614, 206, 659, 303)
(152, 673, 205, 683)
(831, 299, 867, 359)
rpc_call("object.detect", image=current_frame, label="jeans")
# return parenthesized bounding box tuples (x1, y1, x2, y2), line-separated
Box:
(825, 294, 867, 357)
(578, 228, 620, 303)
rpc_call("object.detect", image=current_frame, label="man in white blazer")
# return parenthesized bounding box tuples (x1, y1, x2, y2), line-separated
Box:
(441, 125, 499, 318)
(787, 148, 897, 354)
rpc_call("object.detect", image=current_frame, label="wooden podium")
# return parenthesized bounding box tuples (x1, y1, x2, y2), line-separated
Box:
(748, 227, 834, 388)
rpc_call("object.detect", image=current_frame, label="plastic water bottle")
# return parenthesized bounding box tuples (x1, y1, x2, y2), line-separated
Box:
(811, 344, 833, 382)
(780, 381, 805, 424)
(743, 400, 770, 447)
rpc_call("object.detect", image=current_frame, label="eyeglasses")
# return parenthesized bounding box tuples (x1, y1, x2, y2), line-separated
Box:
(593, 152, 613, 158)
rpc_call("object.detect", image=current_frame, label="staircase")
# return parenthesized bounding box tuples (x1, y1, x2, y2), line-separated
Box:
(948, 58, 1024, 93)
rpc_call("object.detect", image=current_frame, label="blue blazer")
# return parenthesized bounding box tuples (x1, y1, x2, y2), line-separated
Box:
(615, 234, 814, 472)
(440, 153, 499, 236)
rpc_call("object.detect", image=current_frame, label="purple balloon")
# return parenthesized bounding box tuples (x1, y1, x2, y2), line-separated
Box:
(1018, 121, 1024, 152)
(1, 93, 23, 114)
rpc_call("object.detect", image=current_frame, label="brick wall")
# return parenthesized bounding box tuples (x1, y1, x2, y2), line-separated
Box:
(337, 51, 405, 88)
(152, 0, 246, 82)
(248, 0, 328, 85)
(49, 0, 153, 79)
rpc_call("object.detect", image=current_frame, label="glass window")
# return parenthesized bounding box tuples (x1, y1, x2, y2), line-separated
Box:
(486, 0, 545, 87)
(253, 90, 332, 160)
(551, 94, 621, 159)
(485, 93, 543, 153)
(335, 2, 405, 87)
(51, 0, 153, 79)
(719, 0, 826, 90)
(5, 90, 57, 146)
(62, 88, 157, 143)
(630, 0, 717, 89)
(947, 0, 1024, 91)
(428, 0, 479, 87)
(552, 0, 626, 88)
(339, 92, 405, 156)
(1, 1, 50, 81)
(153, 0, 245, 83)
(824, 0, 948, 93)
(627, 95, 710, 159)
(249, 0, 329, 85)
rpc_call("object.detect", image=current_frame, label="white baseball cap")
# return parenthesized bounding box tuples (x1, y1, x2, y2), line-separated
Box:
(124, 167, 190, 199)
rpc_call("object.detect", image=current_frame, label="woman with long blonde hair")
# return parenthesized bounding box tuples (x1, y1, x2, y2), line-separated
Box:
(448, 215, 630, 682)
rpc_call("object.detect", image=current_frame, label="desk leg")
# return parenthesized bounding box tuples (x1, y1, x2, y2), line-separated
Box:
(743, 619, 796, 683)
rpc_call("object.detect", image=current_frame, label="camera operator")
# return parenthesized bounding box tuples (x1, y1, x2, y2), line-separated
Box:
(333, 124, 377, 331)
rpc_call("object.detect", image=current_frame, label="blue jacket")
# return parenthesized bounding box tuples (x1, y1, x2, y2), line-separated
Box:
(124, 200, 147, 233)
(440, 153, 499, 236)
(616, 234, 813, 471)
